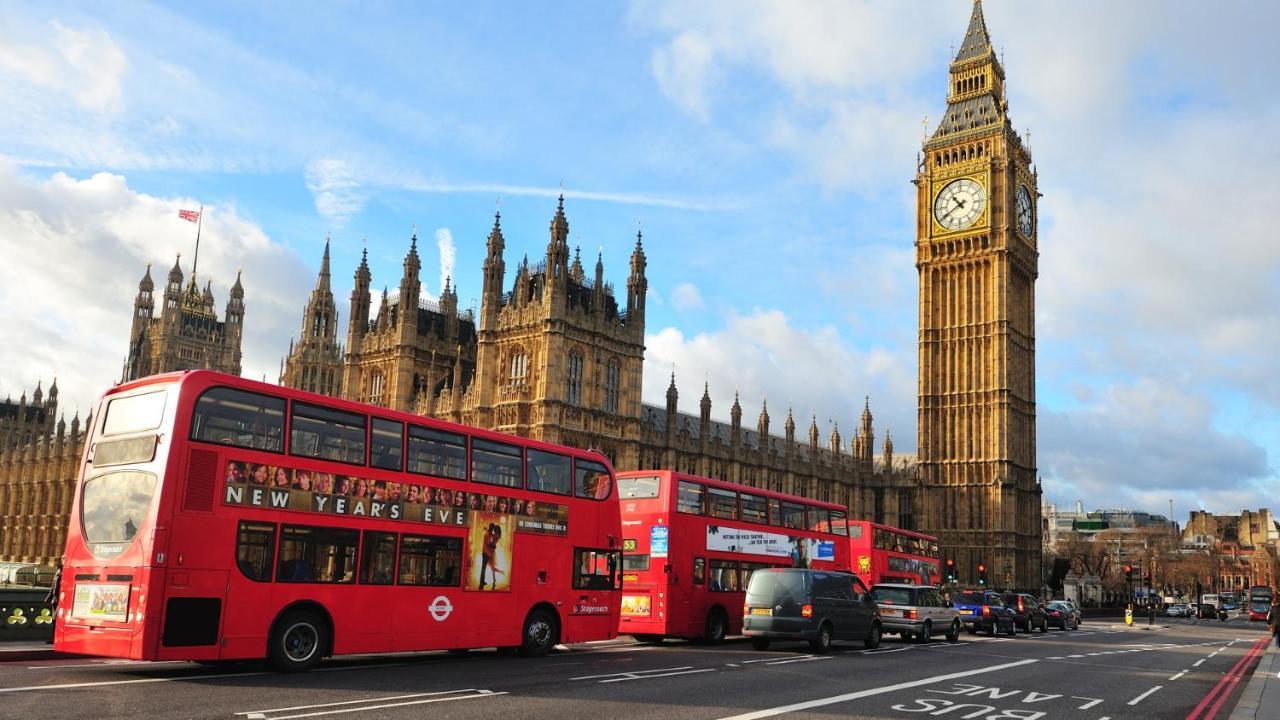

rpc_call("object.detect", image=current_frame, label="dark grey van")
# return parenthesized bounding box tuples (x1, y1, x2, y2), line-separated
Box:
(742, 568, 882, 653)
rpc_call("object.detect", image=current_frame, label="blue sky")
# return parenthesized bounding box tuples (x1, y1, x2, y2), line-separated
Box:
(0, 1, 1276, 519)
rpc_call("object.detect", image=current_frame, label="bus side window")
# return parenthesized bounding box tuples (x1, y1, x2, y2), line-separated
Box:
(235, 521, 276, 582)
(290, 402, 367, 466)
(360, 531, 397, 585)
(526, 449, 572, 495)
(191, 387, 285, 452)
(693, 557, 706, 586)
(370, 418, 404, 471)
(575, 459, 613, 500)
(472, 438, 524, 488)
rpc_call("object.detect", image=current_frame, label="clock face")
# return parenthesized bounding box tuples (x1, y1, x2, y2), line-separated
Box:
(1016, 185, 1034, 237)
(933, 178, 986, 231)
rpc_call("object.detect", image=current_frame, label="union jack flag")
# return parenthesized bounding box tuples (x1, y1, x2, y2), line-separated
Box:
(178, 209, 200, 223)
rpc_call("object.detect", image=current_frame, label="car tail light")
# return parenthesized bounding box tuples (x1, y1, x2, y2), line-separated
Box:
(981, 605, 991, 616)
(905, 609, 918, 620)
(1050, 610, 1061, 617)
(744, 602, 750, 615)
(801, 604, 813, 618)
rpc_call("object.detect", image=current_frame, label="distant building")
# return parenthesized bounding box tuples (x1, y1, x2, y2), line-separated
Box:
(1043, 502, 1175, 550)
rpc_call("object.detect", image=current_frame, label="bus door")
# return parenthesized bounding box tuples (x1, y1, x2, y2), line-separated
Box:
(220, 520, 276, 659)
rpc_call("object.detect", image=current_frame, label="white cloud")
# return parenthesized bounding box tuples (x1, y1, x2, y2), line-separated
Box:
(669, 282, 704, 312)
(0, 21, 128, 114)
(0, 161, 311, 415)
(305, 158, 365, 227)
(643, 309, 915, 445)
(434, 227, 456, 296)
(651, 32, 716, 120)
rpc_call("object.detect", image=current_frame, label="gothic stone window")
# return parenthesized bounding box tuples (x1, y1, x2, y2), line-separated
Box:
(897, 489, 913, 530)
(566, 350, 584, 405)
(873, 488, 885, 525)
(603, 359, 620, 414)
(508, 349, 528, 385)
(369, 370, 386, 406)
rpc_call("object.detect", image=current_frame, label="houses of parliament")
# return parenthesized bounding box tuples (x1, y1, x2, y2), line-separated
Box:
(0, 1, 1040, 589)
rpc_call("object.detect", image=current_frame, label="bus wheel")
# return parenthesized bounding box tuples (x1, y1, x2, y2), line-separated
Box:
(268, 610, 327, 673)
(519, 608, 559, 657)
(632, 634, 665, 644)
(702, 609, 727, 645)
(750, 637, 771, 651)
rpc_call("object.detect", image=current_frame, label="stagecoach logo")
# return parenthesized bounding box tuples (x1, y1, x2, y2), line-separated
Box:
(858, 555, 872, 574)
(429, 595, 454, 622)
(573, 603, 611, 615)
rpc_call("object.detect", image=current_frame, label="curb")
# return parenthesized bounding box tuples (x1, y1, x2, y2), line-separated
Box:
(1230, 640, 1277, 720)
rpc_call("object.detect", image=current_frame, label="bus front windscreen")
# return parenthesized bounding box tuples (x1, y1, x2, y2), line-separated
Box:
(81, 470, 157, 558)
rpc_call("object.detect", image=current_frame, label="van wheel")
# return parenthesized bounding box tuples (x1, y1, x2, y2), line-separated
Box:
(946, 620, 961, 643)
(750, 637, 771, 651)
(915, 621, 932, 644)
(864, 622, 882, 650)
(809, 623, 833, 653)
(519, 608, 559, 657)
(268, 609, 327, 673)
(702, 609, 727, 645)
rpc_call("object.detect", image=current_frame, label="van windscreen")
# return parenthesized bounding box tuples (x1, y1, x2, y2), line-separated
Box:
(746, 571, 807, 604)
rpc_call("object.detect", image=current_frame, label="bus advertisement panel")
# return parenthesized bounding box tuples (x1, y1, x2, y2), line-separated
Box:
(616, 470, 851, 643)
(841, 520, 940, 587)
(55, 370, 622, 671)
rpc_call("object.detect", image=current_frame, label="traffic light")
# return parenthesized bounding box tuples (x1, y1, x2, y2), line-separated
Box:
(1124, 565, 1134, 581)
(945, 558, 956, 583)
(977, 563, 988, 586)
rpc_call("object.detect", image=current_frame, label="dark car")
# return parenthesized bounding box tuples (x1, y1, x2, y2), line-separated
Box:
(1196, 603, 1227, 620)
(952, 590, 1016, 636)
(743, 568, 882, 653)
(1003, 593, 1049, 633)
(1044, 601, 1078, 630)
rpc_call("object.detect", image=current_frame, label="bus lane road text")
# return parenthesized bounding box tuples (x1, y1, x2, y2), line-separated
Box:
(889, 683, 1106, 719)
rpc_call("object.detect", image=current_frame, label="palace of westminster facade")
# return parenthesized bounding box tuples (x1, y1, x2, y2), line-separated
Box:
(0, 2, 1040, 588)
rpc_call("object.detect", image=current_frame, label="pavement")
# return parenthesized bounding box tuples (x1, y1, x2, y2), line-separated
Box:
(0, 620, 1271, 720)
(1231, 636, 1280, 720)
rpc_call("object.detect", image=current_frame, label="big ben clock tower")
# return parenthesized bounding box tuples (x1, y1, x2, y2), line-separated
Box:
(916, 0, 1041, 589)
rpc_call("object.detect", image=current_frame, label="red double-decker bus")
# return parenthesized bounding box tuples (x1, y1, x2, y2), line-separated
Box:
(615, 470, 851, 643)
(841, 520, 940, 586)
(55, 370, 622, 671)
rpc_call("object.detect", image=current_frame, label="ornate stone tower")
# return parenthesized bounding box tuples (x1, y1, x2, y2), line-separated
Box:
(916, 0, 1041, 589)
(460, 197, 646, 469)
(339, 230, 475, 412)
(122, 254, 244, 381)
(281, 236, 343, 395)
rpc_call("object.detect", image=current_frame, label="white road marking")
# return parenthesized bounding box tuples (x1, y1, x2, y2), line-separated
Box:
(1127, 686, 1162, 706)
(571, 665, 694, 680)
(244, 689, 506, 719)
(1209, 650, 1221, 657)
(236, 690, 485, 718)
(1193, 659, 1206, 667)
(764, 656, 833, 665)
(713, 658, 1038, 720)
(601, 668, 716, 683)
(27, 660, 190, 670)
(1169, 671, 1187, 680)
(0, 669, 271, 693)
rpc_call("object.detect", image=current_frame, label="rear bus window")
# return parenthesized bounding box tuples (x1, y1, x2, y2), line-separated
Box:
(677, 481, 705, 515)
(618, 475, 661, 499)
(622, 554, 650, 571)
(574, 549, 621, 590)
(235, 521, 276, 582)
(103, 390, 167, 436)
(472, 438, 523, 488)
(406, 426, 467, 480)
(290, 402, 366, 465)
(277, 525, 359, 583)
(575, 460, 613, 500)
(828, 510, 848, 536)
(191, 387, 285, 452)
(398, 535, 462, 586)
(370, 418, 403, 471)
(527, 449, 571, 495)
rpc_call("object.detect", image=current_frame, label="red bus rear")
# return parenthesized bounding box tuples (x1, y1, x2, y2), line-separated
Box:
(1249, 585, 1273, 621)
(55, 370, 622, 670)
(615, 470, 851, 643)
(842, 520, 940, 587)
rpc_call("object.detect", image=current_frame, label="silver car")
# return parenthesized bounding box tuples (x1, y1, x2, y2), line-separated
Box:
(870, 583, 962, 643)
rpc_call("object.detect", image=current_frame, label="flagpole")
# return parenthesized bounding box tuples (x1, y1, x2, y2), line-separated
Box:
(192, 204, 203, 283)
